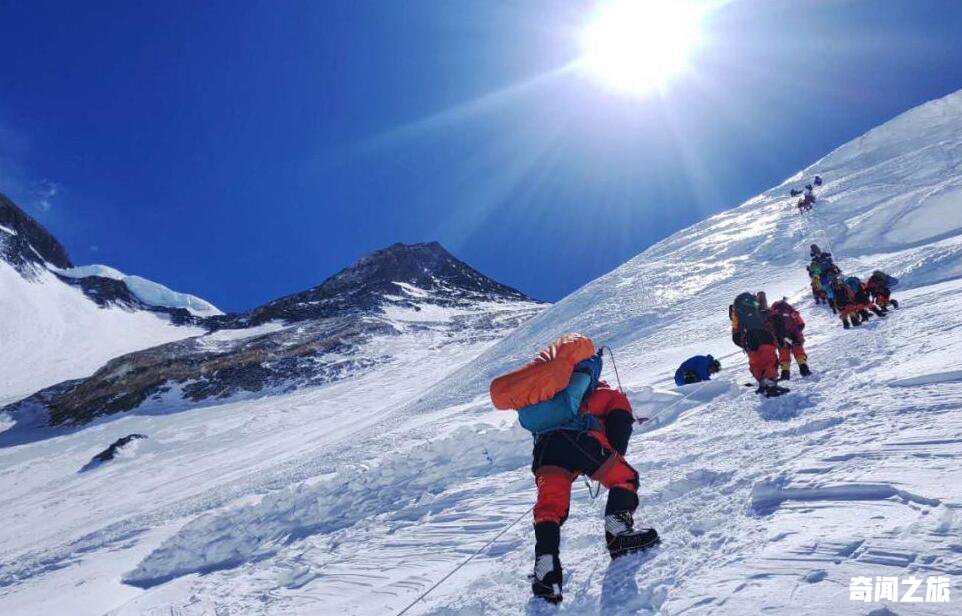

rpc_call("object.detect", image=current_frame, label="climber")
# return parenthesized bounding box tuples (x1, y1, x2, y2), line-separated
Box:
(846, 275, 887, 321)
(807, 261, 828, 305)
(866, 270, 900, 312)
(489, 335, 659, 605)
(768, 299, 811, 380)
(730, 292, 787, 397)
(831, 277, 865, 329)
(811, 250, 841, 312)
(674, 355, 721, 386)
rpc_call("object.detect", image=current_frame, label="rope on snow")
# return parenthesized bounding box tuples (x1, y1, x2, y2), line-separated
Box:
(394, 504, 535, 616)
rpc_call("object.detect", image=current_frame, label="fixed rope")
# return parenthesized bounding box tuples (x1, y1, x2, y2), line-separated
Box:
(601, 345, 625, 393)
(394, 504, 535, 616)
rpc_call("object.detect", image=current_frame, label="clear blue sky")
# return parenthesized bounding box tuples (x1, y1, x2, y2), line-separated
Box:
(2, 1, 962, 311)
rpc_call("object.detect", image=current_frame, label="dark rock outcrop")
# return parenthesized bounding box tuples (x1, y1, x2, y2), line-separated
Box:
(79, 434, 148, 472)
(0, 192, 72, 274)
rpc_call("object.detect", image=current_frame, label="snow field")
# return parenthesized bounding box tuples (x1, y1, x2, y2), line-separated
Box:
(0, 263, 205, 406)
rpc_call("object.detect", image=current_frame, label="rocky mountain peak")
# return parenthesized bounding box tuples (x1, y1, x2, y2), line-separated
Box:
(238, 241, 536, 326)
(0, 192, 72, 273)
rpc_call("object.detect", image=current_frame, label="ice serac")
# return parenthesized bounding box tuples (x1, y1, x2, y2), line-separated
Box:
(1, 241, 545, 430)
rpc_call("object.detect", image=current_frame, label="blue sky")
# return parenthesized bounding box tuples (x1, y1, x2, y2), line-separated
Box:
(2, 1, 962, 311)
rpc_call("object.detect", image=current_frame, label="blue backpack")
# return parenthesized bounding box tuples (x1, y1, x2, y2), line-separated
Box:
(517, 351, 603, 435)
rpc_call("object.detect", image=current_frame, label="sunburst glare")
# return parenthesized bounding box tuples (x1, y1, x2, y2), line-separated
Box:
(578, 0, 706, 97)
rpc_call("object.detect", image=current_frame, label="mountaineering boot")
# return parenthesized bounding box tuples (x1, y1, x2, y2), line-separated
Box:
(605, 511, 660, 559)
(756, 378, 776, 394)
(765, 384, 790, 398)
(757, 379, 789, 398)
(530, 553, 563, 603)
(842, 318, 851, 329)
(890, 299, 900, 309)
(780, 369, 791, 381)
(799, 363, 812, 377)
(860, 309, 873, 322)
(871, 306, 887, 317)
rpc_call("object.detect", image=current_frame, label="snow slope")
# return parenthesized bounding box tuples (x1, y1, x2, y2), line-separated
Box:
(2, 90, 962, 616)
(0, 262, 205, 406)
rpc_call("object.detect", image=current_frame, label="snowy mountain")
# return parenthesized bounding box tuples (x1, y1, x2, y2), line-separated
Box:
(0, 241, 543, 435)
(2, 89, 962, 616)
(0, 194, 215, 406)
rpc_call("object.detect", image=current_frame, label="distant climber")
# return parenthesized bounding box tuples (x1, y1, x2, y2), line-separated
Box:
(489, 335, 659, 604)
(814, 175, 823, 187)
(768, 299, 811, 380)
(866, 270, 900, 312)
(673, 355, 721, 386)
(831, 276, 884, 328)
(847, 275, 887, 320)
(730, 292, 787, 397)
(808, 246, 841, 310)
(797, 186, 817, 213)
(807, 261, 828, 305)
(831, 276, 860, 328)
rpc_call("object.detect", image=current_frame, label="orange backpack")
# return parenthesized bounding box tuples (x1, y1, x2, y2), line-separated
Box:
(490, 334, 595, 410)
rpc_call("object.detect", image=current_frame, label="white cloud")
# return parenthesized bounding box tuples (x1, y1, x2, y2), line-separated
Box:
(34, 180, 59, 212)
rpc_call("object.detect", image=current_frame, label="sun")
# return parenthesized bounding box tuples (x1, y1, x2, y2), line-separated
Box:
(578, 0, 704, 97)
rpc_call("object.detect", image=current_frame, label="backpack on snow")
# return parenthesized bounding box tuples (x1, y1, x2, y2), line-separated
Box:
(489, 334, 600, 435)
(732, 292, 766, 334)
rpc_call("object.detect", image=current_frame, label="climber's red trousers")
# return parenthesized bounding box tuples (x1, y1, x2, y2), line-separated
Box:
(532, 432, 638, 525)
(747, 344, 779, 382)
(778, 344, 808, 370)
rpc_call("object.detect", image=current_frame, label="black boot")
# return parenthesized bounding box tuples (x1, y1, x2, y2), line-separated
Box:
(860, 309, 872, 322)
(531, 553, 563, 603)
(842, 317, 851, 329)
(871, 306, 886, 317)
(605, 511, 659, 559)
(780, 369, 791, 381)
(890, 299, 899, 309)
(799, 363, 812, 377)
